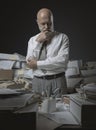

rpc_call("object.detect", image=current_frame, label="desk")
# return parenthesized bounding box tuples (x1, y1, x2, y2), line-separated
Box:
(0, 110, 36, 130)
(70, 93, 96, 127)
(0, 92, 38, 130)
(38, 94, 96, 130)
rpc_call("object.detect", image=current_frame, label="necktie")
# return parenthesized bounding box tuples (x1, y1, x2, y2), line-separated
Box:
(38, 42, 47, 60)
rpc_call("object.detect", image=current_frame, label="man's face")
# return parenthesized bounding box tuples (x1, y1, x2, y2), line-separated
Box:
(37, 13, 54, 32)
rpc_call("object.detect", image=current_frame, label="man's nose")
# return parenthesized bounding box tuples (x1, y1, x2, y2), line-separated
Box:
(45, 24, 48, 29)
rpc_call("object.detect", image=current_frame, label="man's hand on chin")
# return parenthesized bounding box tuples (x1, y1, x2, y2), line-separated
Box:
(36, 30, 54, 43)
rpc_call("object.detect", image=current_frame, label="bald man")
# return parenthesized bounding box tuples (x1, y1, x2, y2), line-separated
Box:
(26, 8, 69, 98)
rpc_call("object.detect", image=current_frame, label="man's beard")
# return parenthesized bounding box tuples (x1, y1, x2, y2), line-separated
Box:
(39, 26, 54, 32)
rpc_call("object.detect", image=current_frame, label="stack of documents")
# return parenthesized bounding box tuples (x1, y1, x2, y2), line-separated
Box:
(0, 53, 27, 80)
(0, 88, 40, 111)
(81, 83, 96, 99)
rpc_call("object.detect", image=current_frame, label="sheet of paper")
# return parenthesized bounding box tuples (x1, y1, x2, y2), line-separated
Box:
(0, 53, 26, 61)
(0, 92, 33, 108)
(13, 52, 26, 61)
(0, 60, 15, 69)
(42, 111, 78, 124)
(0, 53, 19, 60)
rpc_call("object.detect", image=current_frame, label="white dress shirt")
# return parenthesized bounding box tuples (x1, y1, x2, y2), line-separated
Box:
(26, 31, 69, 77)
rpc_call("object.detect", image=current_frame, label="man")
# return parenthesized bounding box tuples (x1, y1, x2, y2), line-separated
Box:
(26, 8, 69, 97)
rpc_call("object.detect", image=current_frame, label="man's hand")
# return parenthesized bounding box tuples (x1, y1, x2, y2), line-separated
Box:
(36, 31, 54, 43)
(27, 57, 37, 69)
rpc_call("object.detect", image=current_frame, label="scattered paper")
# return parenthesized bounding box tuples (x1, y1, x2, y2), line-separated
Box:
(0, 60, 15, 69)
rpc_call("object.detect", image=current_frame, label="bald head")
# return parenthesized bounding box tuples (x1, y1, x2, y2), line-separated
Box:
(36, 8, 54, 32)
(37, 8, 53, 20)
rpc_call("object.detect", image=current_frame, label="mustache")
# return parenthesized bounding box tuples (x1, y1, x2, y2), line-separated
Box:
(43, 29, 51, 32)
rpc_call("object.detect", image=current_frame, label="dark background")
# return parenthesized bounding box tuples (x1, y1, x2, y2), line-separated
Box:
(1, 0, 96, 61)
